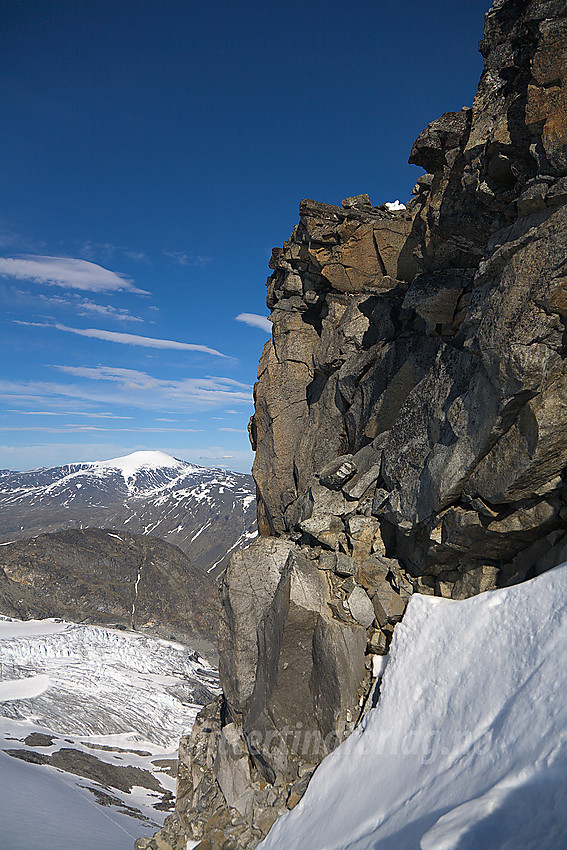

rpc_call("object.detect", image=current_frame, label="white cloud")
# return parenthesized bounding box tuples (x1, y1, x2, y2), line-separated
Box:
(0, 425, 203, 433)
(235, 313, 272, 333)
(14, 321, 228, 357)
(54, 326, 228, 356)
(74, 298, 145, 322)
(3, 287, 148, 321)
(6, 410, 133, 419)
(0, 255, 148, 294)
(0, 443, 254, 474)
(34, 293, 145, 321)
(218, 427, 248, 433)
(0, 366, 252, 413)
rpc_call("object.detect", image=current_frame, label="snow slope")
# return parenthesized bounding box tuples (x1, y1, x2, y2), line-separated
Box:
(95, 450, 186, 484)
(261, 563, 567, 850)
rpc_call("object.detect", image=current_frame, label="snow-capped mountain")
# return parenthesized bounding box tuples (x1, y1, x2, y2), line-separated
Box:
(0, 451, 257, 576)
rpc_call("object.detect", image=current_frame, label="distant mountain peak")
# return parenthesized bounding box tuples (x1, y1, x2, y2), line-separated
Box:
(93, 450, 186, 482)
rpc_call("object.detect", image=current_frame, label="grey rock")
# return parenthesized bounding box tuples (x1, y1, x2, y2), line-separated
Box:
(214, 723, 253, 816)
(319, 455, 357, 489)
(333, 552, 356, 577)
(408, 109, 472, 173)
(367, 628, 388, 655)
(372, 585, 407, 626)
(347, 585, 375, 627)
(218, 536, 295, 713)
(343, 463, 382, 500)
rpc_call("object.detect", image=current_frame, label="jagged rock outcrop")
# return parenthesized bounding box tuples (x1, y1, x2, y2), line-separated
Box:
(138, 1, 567, 848)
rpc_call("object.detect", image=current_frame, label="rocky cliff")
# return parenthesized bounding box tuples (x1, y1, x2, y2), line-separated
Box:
(138, 1, 567, 847)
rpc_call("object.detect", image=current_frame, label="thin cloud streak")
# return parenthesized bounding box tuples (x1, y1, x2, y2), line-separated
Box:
(163, 250, 210, 266)
(6, 410, 133, 419)
(13, 321, 228, 357)
(0, 366, 253, 413)
(0, 255, 148, 294)
(235, 313, 272, 333)
(37, 293, 145, 322)
(0, 426, 204, 433)
(54, 323, 228, 356)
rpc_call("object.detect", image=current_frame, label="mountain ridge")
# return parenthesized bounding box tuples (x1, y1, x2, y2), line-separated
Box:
(0, 527, 220, 658)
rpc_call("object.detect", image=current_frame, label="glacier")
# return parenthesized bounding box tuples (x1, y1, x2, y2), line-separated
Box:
(0, 616, 219, 848)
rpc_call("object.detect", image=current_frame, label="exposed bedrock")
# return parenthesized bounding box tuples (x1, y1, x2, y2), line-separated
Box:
(138, 1, 567, 848)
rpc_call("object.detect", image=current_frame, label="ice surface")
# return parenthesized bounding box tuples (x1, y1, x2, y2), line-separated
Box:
(260, 563, 567, 850)
(0, 674, 51, 700)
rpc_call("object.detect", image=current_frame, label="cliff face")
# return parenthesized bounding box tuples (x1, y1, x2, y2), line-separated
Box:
(138, 1, 567, 848)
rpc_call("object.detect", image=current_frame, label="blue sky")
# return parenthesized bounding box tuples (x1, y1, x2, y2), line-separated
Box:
(0, 0, 489, 473)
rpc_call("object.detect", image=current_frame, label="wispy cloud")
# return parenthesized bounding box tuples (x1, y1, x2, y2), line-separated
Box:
(39, 293, 144, 322)
(163, 250, 210, 266)
(0, 366, 252, 413)
(5, 409, 133, 419)
(1, 287, 147, 322)
(235, 313, 272, 333)
(77, 242, 149, 265)
(0, 255, 148, 294)
(74, 299, 144, 322)
(218, 427, 248, 433)
(14, 321, 228, 357)
(0, 425, 203, 433)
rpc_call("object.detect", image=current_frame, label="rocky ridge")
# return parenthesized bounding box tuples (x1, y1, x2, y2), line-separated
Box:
(138, 1, 567, 848)
(0, 528, 220, 656)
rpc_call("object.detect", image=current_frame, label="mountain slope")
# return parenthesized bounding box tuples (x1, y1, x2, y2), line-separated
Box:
(0, 451, 257, 576)
(260, 562, 567, 850)
(0, 528, 220, 656)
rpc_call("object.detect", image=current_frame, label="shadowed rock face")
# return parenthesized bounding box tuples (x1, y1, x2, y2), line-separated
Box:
(0, 528, 220, 655)
(138, 2, 567, 849)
